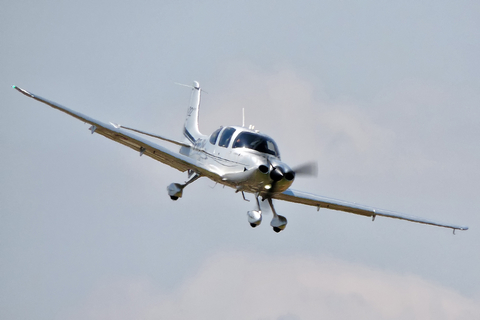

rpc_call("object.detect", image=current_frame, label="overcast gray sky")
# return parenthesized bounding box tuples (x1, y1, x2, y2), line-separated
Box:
(1, 1, 479, 319)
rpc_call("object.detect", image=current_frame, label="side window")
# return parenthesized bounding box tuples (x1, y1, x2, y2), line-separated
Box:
(218, 127, 236, 148)
(209, 127, 222, 145)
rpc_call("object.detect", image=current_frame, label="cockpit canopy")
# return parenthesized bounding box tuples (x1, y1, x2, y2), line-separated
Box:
(232, 131, 280, 157)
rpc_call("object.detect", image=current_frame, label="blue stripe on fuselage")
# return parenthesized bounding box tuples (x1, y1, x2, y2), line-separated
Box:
(184, 128, 196, 143)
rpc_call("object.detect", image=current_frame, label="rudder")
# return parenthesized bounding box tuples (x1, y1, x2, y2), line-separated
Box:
(183, 81, 202, 144)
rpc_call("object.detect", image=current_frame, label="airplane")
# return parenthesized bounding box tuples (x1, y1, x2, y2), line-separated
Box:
(12, 82, 468, 233)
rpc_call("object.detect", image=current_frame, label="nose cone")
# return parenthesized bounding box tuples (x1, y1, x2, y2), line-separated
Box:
(267, 159, 296, 194)
(270, 166, 284, 182)
(269, 166, 295, 182)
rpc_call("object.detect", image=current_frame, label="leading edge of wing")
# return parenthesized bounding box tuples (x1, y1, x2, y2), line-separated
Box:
(274, 188, 469, 231)
(12, 85, 216, 179)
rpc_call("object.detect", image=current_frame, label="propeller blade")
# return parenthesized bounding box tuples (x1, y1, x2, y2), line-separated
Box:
(292, 161, 318, 177)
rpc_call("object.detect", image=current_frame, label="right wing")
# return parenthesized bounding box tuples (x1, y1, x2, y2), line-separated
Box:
(12, 86, 221, 181)
(274, 188, 469, 232)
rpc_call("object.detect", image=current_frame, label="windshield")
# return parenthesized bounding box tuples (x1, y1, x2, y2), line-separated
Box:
(232, 132, 280, 157)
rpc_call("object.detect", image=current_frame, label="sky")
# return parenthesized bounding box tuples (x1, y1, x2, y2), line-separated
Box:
(1, 1, 479, 319)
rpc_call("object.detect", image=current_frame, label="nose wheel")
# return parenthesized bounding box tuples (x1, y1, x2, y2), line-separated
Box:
(247, 195, 263, 227)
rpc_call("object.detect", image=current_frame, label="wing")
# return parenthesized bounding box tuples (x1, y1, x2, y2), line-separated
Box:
(12, 86, 220, 181)
(273, 188, 468, 231)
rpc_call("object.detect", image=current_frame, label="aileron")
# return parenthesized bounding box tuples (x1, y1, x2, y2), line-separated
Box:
(275, 188, 468, 231)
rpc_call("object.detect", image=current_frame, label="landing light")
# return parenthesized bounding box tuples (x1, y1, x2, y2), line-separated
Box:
(264, 184, 272, 190)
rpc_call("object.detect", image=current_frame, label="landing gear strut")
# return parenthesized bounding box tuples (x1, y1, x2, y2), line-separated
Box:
(268, 198, 287, 233)
(246, 194, 287, 232)
(167, 172, 200, 200)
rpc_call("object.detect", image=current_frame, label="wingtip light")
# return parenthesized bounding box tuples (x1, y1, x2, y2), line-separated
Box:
(12, 85, 34, 98)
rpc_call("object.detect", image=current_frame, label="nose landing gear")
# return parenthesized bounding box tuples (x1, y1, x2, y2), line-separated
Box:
(247, 210, 262, 227)
(247, 194, 263, 227)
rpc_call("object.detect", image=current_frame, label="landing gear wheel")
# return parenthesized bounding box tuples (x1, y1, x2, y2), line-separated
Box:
(170, 196, 179, 201)
(250, 223, 257, 228)
(273, 227, 282, 233)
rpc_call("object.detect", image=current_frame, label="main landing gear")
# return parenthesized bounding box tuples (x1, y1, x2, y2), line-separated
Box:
(247, 194, 288, 233)
(167, 172, 200, 200)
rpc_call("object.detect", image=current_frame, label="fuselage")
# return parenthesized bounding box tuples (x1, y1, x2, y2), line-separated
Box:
(184, 126, 295, 196)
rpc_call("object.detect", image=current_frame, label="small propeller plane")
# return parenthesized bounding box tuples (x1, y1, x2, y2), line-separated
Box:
(13, 82, 468, 233)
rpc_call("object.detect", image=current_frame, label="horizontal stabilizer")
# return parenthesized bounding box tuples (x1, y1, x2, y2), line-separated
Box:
(112, 124, 192, 148)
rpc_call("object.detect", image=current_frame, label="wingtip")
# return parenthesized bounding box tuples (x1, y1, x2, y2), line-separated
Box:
(12, 85, 34, 98)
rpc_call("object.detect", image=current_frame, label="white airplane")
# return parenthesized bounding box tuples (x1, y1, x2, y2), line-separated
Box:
(13, 82, 468, 233)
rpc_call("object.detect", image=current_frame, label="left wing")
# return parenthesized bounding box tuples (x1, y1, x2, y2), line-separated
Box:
(274, 188, 469, 231)
(12, 86, 221, 182)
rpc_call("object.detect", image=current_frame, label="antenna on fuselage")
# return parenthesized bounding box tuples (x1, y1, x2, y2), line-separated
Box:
(243, 109, 257, 131)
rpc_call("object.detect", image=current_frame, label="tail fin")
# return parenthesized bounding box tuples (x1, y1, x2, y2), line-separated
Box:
(183, 81, 202, 144)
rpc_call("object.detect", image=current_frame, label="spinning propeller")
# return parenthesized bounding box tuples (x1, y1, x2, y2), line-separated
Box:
(263, 160, 318, 198)
(291, 161, 318, 178)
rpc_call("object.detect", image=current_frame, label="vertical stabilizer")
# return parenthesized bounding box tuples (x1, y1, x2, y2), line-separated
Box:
(183, 81, 202, 144)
